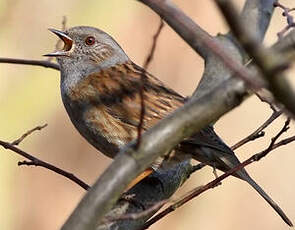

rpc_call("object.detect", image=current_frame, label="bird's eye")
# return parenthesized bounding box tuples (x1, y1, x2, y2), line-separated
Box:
(85, 36, 95, 46)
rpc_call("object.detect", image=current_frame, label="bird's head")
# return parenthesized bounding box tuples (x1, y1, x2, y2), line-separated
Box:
(45, 26, 129, 70)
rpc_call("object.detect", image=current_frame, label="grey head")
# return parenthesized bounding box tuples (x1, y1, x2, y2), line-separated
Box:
(45, 26, 129, 75)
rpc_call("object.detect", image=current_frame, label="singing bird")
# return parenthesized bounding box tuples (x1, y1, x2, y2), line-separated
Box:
(45, 26, 292, 226)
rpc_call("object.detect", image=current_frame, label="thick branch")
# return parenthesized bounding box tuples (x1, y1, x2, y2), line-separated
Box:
(195, 0, 275, 99)
(241, 0, 275, 43)
(216, 0, 295, 117)
(271, 29, 295, 60)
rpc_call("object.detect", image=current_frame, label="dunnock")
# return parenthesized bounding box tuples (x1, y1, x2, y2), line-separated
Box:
(45, 26, 292, 226)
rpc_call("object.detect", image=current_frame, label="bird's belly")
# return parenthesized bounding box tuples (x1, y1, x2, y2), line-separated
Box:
(61, 93, 136, 158)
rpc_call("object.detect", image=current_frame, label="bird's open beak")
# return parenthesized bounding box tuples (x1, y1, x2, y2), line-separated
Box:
(44, 28, 73, 57)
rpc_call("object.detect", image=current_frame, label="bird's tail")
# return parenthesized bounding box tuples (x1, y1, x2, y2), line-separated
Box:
(238, 169, 293, 227)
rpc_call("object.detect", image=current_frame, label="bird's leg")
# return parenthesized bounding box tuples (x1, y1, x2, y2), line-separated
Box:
(212, 166, 218, 178)
(212, 164, 222, 186)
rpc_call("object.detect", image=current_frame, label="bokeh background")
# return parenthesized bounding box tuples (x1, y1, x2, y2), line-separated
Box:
(1, 0, 295, 229)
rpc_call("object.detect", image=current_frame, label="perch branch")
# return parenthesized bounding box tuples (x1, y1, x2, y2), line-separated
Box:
(0, 57, 60, 70)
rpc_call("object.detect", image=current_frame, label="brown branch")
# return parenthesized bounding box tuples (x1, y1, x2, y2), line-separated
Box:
(136, 19, 164, 148)
(142, 118, 293, 229)
(231, 110, 282, 150)
(142, 20, 164, 69)
(0, 140, 89, 190)
(18, 160, 39, 166)
(1, 125, 90, 190)
(259, 118, 290, 156)
(0, 57, 60, 70)
(10, 124, 48, 145)
(272, 135, 295, 149)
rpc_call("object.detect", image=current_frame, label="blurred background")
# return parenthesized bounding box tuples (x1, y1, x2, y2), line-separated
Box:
(0, 0, 295, 229)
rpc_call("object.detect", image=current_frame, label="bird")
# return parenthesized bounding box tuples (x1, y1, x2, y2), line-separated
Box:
(45, 26, 292, 226)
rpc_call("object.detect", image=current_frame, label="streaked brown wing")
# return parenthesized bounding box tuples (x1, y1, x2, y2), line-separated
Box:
(69, 61, 185, 146)
(99, 62, 185, 131)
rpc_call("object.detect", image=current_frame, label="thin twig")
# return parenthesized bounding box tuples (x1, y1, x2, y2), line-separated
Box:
(0, 18, 66, 70)
(47, 16, 68, 62)
(231, 110, 282, 150)
(0, 140, 89, 190)
(61, 16, 67, 30)
(274, 1, 295, 39)
(257, 118, 290, 158)
(11, 124, 48, 145)
(142, 118, 293, 229)
(142, 20, 164, 69)
(0, 58, 60, 70)
(136, 20, 164, 148)
(272, 135, 295, 149)
(18, 160, 38, 166)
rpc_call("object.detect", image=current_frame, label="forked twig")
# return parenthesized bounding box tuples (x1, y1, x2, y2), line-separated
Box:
(274, 1, 295, 39)
(231, 110, 282, 150)
(0, 139, 89, 190)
